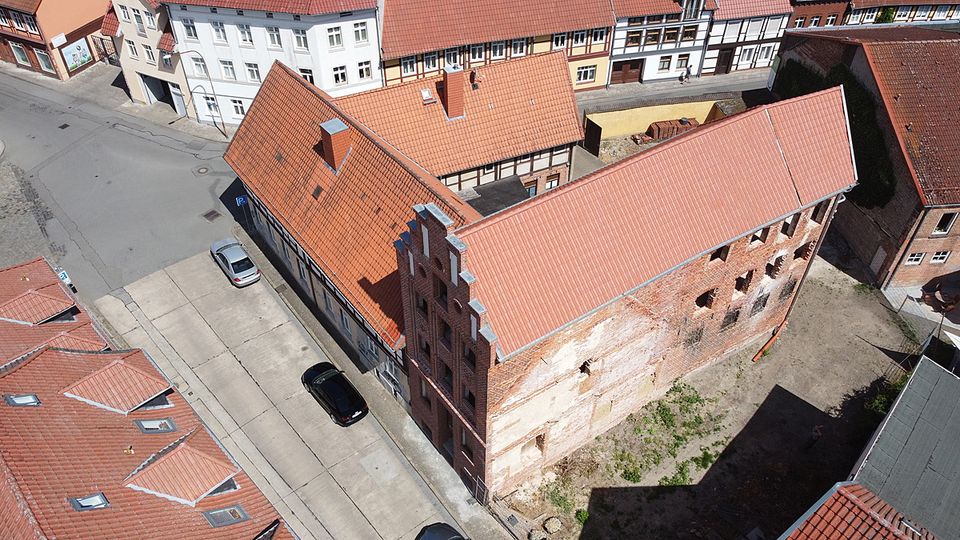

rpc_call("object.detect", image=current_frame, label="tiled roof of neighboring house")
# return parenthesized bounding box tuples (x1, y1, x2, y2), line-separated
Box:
(0, 258, 75, 324)
(783, 482, 935, 539)
(860, 38, 960, 205)
(381, 0, 615, 59)
(714, 0, 792, 20)
(166, 0, 375, 15)
(158, 22, 176, 51)
(0, 0, 41, 14)
(455, 87, 856, 357)
(62, 358, 171, 414)
(850, 357, 960, 538)
(785, 26, 959, 43)
(100, 8, 120, 37)
(612, 0, 682, 16)
(0, 318, 106, 366)
(0, 347, 290, 539)
(225, 62, 480, 347)
(335, 52, 583, 178)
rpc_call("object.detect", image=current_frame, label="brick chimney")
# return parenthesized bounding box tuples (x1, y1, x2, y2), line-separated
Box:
(441, 65, 465, 119)
(320, 118, 350, 171)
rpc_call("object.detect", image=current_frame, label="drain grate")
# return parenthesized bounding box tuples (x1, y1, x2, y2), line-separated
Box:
(201, 209, 222, 222)
(275, 283, 287, 294)
(58, 123, 69, 130)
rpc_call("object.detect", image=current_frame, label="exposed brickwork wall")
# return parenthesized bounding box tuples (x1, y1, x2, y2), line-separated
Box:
(398, 196, 840, 496)
(888, 208, 960, 286)
(788, 1, 850, 28)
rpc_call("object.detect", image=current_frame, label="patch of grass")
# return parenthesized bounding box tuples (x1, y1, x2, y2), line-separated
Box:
(866, 375, 909, 416)
(854, 282, 876, 295)
(621, 465, 643, 483)
(545, 482, 574, 514)
(691, 447, 718, 470)
(575, 509, 589, 526)
(891, 314, 920, 345)
(658, 461, 692, 487)
(655, 402, 676, 428)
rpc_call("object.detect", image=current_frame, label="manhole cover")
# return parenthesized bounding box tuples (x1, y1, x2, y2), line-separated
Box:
(58, 123, 69, 129)
(201, 209, 222, 222)
(197, 166, 209, 174)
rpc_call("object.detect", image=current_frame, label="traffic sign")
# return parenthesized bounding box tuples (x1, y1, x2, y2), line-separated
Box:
(236, 195, 248, 207)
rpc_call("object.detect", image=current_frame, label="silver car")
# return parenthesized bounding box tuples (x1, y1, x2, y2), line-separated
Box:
(210, 237, 260, 287)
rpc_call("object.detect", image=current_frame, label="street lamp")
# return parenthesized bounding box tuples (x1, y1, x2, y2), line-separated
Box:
(164, 49, 227, 138)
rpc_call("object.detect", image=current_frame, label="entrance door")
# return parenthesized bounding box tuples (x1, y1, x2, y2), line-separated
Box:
(610, 59, 642, 84)
(715, 48, 734, 74)
(169, 82, 187, 117)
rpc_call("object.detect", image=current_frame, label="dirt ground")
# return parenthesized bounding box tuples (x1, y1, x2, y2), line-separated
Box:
(506, 232, 914, 539)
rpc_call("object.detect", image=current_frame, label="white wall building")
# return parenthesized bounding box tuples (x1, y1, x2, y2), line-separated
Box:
(703, 0, 791, 74)
(609, 0, 713, 84)
(165, 1, 382, 126)
(843, 3, 960, 25)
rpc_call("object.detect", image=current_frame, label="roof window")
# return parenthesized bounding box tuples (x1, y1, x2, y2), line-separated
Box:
(139, 390, 172, 410)
(69, 492, 109, 511)
(5, 394, 40, 407)
(203, 505, 249, 527)
(135, 418, 177, 434)
(207, 477, 239, 497)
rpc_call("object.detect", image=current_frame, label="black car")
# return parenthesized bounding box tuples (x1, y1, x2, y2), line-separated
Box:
(415, 523, 465, 540)
(301, 362, 368, 426)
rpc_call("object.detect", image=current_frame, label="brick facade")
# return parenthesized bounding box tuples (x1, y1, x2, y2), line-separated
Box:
(398, 196, 838, 496)
(788, 1, 850, 28)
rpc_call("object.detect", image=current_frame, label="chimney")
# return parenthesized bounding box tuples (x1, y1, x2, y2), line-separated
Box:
(441, 65, 465, 119)
(320, 118, 351, 171)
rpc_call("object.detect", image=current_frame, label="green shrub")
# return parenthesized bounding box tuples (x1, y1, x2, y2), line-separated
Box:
(621, 466, 643, 483)
(866, 375, 909, 416)
(545, 483, 574, 514)
(658, 461, 692, 486)
(876, 7, 895, 22)
(575, 509, 590, 526)
(655, 402, 676, 428)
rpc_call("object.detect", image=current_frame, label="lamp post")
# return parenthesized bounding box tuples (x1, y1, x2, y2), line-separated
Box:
(165, 48, 227, 138)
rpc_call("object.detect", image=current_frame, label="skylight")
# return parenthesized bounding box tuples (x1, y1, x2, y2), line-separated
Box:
(69, 492, 109, 511)
(4, 394, 40, 407)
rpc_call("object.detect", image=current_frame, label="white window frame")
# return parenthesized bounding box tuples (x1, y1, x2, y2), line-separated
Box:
(23, 13, 38, 33)
(145, 11, 156, 29)
(328, 26, 343, 48)
(300, 67, 314, 83)
(34, 48, 55, 72)
(552, 33, 566, 49)
(932, 213, 957, 235)
(905, 252, 924, 266)
(741, 46, 755, 63)
(511, 39, 526, 57)
(220, 60, 236, 80)
(423, 52, 438, 70)
(810, 15, 821, 26)
(354, 21, 368, 43)
(826, 14, 837, 25)
(119, 5, 130, 21)
(204, 96, 219, 115)
(333, 65, 347, 85)
(545, 176, 560, 190)
(126, 39, 139, 58)
(469, 44, 484, 62)
(266, 26, 281, 48)
(294, 28, 309, 50)
(576, 65, 596, 83)
(658, 55, 671, 72)
(143, 44, 155, 63)
(401, 56, 416, 75)
(245, 62, 260, 82)
(192, 57, 207, 76)
(10, 11, 23, 30)
(238, 24, 253, 45)
(592, 28, 606, 43)
(572, 30, 587, 46)
(211, 20, 227, 42)
(183, 18, 198, 40)
(357, 60, 372, 80)
(490, 41, 505, 58)
(445, 48, 459, 66)
(340, 308, 352, 337)
(932, 251, 951, 264)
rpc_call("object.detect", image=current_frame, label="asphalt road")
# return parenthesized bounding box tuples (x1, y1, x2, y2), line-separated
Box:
(0, 72, 238, 302)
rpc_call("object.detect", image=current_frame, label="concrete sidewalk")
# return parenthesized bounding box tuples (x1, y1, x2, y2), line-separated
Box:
(577, 68, 771, 114)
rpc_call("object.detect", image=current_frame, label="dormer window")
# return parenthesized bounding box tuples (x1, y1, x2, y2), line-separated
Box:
(207, 477, 239, 497)
(135, 418, 177, 434)
(139, 391, 172, 410)
(69, 492, 109, 511)
(5, 394, 40, 407)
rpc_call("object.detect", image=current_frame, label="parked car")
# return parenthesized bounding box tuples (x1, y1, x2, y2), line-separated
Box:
(415, 523, 465, 540)
(301, 362, 368, 426)
(210, 237, 260, 287)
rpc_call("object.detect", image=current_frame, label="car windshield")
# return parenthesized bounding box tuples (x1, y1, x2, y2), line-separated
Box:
(320, 375, 363, 416)
(231, 258, 255, 273)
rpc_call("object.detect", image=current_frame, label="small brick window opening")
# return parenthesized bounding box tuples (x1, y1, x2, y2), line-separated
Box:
(794, 242, 814, 261)
(751, 227, 769, 244)
(433, 275, 448, 307)
(416, 295, 429, 317)
(751, 293, 770, 316)
(709, 245, 730, 262)
(463, 345, 476, 370)
(735, 270, 754, 294)
(463, 387, 476, 411)
(695, 288, 717, 309)
(419, 336, 431, 360)
(766, 256, 785, 279)
(579, 359, 593, 376)
(720, 308, 740, 330)
(439, 319, 452, 349)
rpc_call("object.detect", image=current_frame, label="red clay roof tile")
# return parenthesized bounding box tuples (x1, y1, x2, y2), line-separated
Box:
(0, 318, 107, 366)
(169, 0, 375, 15)
(158, 22, 176, 51)
(381, 0, 615, 59)
(612, 0, 683, 17)
(225, 62, 480, 346)
(0, 0, 40, 14)
(62, 356, 171, 414)
(851, 0, 952, 7)
(714, 0, 791, 20)
(101, 9, 120, 37)
(0, 258, 75, 325)
(126, 430, 238, 505)
(335, 52, 583, 177)
(455, 88, 856, 356)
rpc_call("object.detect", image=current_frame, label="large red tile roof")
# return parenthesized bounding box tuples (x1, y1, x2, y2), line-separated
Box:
(455, 87, 856, 357)
(0, 347, 290, 539)
(168, 0, 374, 14)
(62, 358, 171, 414)
(612, 0, 682, 16)
(852, 0, 953, 7)
(0, 0, 41, 14)
(784, 482, 935, 539)
(158, 21, 176, 51)
(225, 62, 480, 347)
(335, 52, 583, 177)
(0, 258, 75, 325)
(0, 318, 106, 365)
(860, 37, 960, 205)
(381, 0, 615, 59)
(714, 0, 792, 20)
(126, 430, 238, 505)
(100, 8, 120, 37)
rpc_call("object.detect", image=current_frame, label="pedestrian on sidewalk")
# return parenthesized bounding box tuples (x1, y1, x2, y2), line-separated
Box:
(685, 65, 693, 83)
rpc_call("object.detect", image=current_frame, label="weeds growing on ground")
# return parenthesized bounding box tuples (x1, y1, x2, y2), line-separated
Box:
(575, 509, 590, 526)
(544, 480, 574, 514)
(658, 461, 692, 486)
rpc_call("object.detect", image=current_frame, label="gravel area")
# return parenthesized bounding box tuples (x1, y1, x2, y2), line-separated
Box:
(0, 160, 54, 267)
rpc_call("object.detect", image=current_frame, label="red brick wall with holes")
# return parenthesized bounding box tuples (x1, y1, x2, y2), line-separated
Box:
(398, 196, 840, 496)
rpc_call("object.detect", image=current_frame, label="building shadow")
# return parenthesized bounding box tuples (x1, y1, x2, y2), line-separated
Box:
(581, 384, 883, 539)
(816, 228, 875, 285)
(741, 88, 776, 108)
(217, 177, 248, 225)
(110, 69, 130, 99)
(918, 269, 960, 326)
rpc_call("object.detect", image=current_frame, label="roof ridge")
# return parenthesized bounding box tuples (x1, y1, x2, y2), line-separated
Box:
(840, 484, 919, 539)
(125, 430, 194, 482)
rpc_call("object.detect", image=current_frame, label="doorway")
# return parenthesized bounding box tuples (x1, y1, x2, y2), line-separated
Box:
(168, 82, 187, 117)
(610, 59, 643, 84)
(715, 48, 734, 74)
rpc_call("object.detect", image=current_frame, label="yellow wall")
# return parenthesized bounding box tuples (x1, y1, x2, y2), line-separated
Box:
(587, 100, 718, 139)
(568, 55, 609, 91)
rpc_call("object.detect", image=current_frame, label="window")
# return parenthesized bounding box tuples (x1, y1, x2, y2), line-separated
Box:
(645, 29, 661, 45)
(204, 96, 219, 114)
(627, 17, 643, 25)
(766, 255, 785, 278)
(126, 40, 138, 58)
(231, 99, 245, 117)
(294, 28, 309, 50)
(34, 49, 54, 72)
(328, 26, 342, 48)
(133, 9, 145, 33)
(780, 278, 798, 301)
(354, 21, 368, 43)
(0, 10, 8, 26)
(720, 308, 740, 330)
(300, 68, 314, 83)
(212, 21, 227, 42)
(695, 288, 716, 309)
(145, 11, 156, 28)
(266, 11, 273, 17)
(469, 44, 484, 62)
(576, 65, 596, 83)
(333, 65, 347, 85)
(210, 7, 217, 12)
(23, 13, 37, 33)
(826, 14, 837, 25)
(526, 183, 537, 197)
(445, 48, 459, 65)
(781, 213, 800, 237)
(401, 56, 416, 75)
(220, 60, 235, 79)
(933, 213, 957, 235)
(463, 344, 476, 370)
(434, 275, 448, 307)
(439, 319, 452, 349)
(266, 26, 281, 47)
(906, 252, 925, 265)
(794, 242, 814, 261)
(932, 251, 951, 264)
(490, 41, 506, 58)
(10, 11, 23, 29)
(751, 227, 769, 244)
(794, 16, 805, 27)
(810, 16, 821, 26)
(553, 33, 566, 49)
(339, 308, 352, 337)
(183, 18, 198, 39)
(681, 25, 698, 41)
(162, 54, 172, 68)
(511, 39, 526, 56)
(759, 45, 773, 60)
(735, 270, 754, 293)
(135, 418, 176, 433)
(419, 378, 430, 404)
(742, 47, 755, 62)
(238, 24, 253, 45)
(665, 13, 681, 21)
(626, 31, 642, 46)
(357, 60, 372, 80)
(70, 493, 109, 511)
(710, 245, 729, 262)
(663, 27, 679, 43)
(419, 335, 431, 360)
(416, 294, 429, 317)
(461, 430, 473, 460)
(463, 386, 476, 411)
(677, 54, 690, 69)
(441, 363, 453, 393)
(658, 56, 671, 71)
(143, 45, 155, 63)
(592, 28, 606, 43)
(424, 52, 438, 70)
(203, 506, 249, 528)
(545, 173, 560, 190)
(245, 62, 260, 82)
(4, 393, 40, 406)
(751, 293, 769, 316)
(119, 5, 130, 20)
(208, 477, 239, 496)
(572, 30, 586, 46)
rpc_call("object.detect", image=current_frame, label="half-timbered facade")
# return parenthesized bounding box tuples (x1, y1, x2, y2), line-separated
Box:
(842, 1, 960, 24)
(704, 0, 792, 74)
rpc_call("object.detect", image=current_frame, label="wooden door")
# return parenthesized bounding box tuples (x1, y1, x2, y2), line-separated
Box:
(610, 59, 642, 84)
(716, 49, 734, 74)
